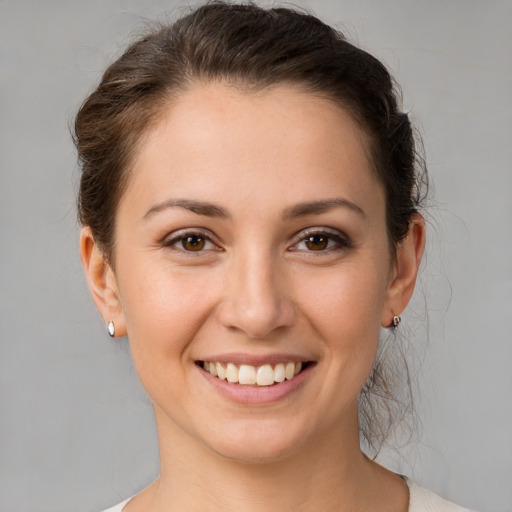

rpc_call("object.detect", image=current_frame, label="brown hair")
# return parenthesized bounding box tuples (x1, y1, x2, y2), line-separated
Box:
(74, 1, 428, 455)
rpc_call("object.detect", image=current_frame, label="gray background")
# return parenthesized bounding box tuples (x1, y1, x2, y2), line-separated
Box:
(1, 1, 511, 511)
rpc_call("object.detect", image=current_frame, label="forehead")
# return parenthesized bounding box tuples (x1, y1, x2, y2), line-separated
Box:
(124, 83, 384, 218)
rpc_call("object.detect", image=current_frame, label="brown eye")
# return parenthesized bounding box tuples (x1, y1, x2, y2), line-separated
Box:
(182, 236, 206, 251)
(304, 235, 329, 251)
(292, 230, 349, 254)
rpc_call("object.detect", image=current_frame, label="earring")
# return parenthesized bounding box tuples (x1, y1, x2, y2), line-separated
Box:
(391, 315, 401, 328)
(107, 320, 115, 337)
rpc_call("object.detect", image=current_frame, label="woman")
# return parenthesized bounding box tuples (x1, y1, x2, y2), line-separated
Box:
(75, 3, 472, 511)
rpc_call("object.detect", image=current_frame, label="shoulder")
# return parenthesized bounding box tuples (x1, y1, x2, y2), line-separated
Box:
(404, 477, 474, 512)
(100, 496, 132, 512)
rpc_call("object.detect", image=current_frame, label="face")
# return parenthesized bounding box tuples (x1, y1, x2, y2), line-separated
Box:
(88, 84, 412, 463)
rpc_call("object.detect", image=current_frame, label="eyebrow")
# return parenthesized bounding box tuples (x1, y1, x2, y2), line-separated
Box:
(142, 196, 365, 221)
(283, 198, 365, 219)
(143, 199, 230, 220)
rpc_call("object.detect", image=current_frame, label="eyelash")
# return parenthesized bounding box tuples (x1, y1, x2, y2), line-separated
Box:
(162, 228, 351, 254)
(162, 230, 218, 254)
(290, 229, 351, 253)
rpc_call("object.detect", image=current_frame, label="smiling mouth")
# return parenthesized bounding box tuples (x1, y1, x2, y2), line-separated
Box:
(198, 361, 309, 386)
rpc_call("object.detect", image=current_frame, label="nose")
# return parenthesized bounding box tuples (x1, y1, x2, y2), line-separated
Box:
(217, 248, 296, 339)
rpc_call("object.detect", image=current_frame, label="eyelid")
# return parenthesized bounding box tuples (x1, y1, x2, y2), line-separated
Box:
(289, 227, 352, 251)
(160, 226, 350, 253)
(162, 228, 222, 251)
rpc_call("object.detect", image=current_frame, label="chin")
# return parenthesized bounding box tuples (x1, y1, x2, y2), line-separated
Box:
(211, 441, 300, 465)
(202, 420, 309, 464)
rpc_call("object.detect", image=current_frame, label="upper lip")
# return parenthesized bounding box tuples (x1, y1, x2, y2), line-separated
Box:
(196, 352, 313, 366)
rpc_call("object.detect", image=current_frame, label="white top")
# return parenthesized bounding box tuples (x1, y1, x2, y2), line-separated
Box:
(404, 477, 473, 511)
(101, 477, 473, 511)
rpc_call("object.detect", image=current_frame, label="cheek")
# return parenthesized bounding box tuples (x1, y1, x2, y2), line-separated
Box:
(298, 257, 387, 329)
(294, 256, 389, 374)
(116, 261, 221, 378)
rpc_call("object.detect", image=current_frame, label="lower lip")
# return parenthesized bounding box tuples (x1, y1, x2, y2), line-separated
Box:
(198, 364, 315, 405)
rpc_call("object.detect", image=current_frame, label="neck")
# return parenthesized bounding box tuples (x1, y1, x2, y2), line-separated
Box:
(132, 406, 408, 512)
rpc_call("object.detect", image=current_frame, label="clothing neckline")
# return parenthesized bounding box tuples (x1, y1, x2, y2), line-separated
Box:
(117, 475, 415, 511)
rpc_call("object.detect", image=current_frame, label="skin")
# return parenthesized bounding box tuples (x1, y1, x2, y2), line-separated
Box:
(81, 83, 425, 511)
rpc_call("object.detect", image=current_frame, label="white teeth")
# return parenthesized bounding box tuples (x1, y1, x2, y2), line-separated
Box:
(208, 362, 217, 377)
(202, 361, 305, 386)
(256, 365, 275, 386)
(285, 362, 295, 380)
(238, 365, 257, 385)
(226, 363, 239, 383)
(216, 362, 226, 380)
(274, 363, 285, 383)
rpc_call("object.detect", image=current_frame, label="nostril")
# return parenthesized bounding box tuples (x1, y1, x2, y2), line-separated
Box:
(217, 302, 296, 340)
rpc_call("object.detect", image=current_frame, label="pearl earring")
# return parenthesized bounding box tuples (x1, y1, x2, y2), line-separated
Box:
(392, 315, 401, 328)
(107, 321, 115, 337)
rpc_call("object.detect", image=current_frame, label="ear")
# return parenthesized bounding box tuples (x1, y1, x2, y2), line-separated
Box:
(381, 214, 426, 328)
(80, 227, 126, 337)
